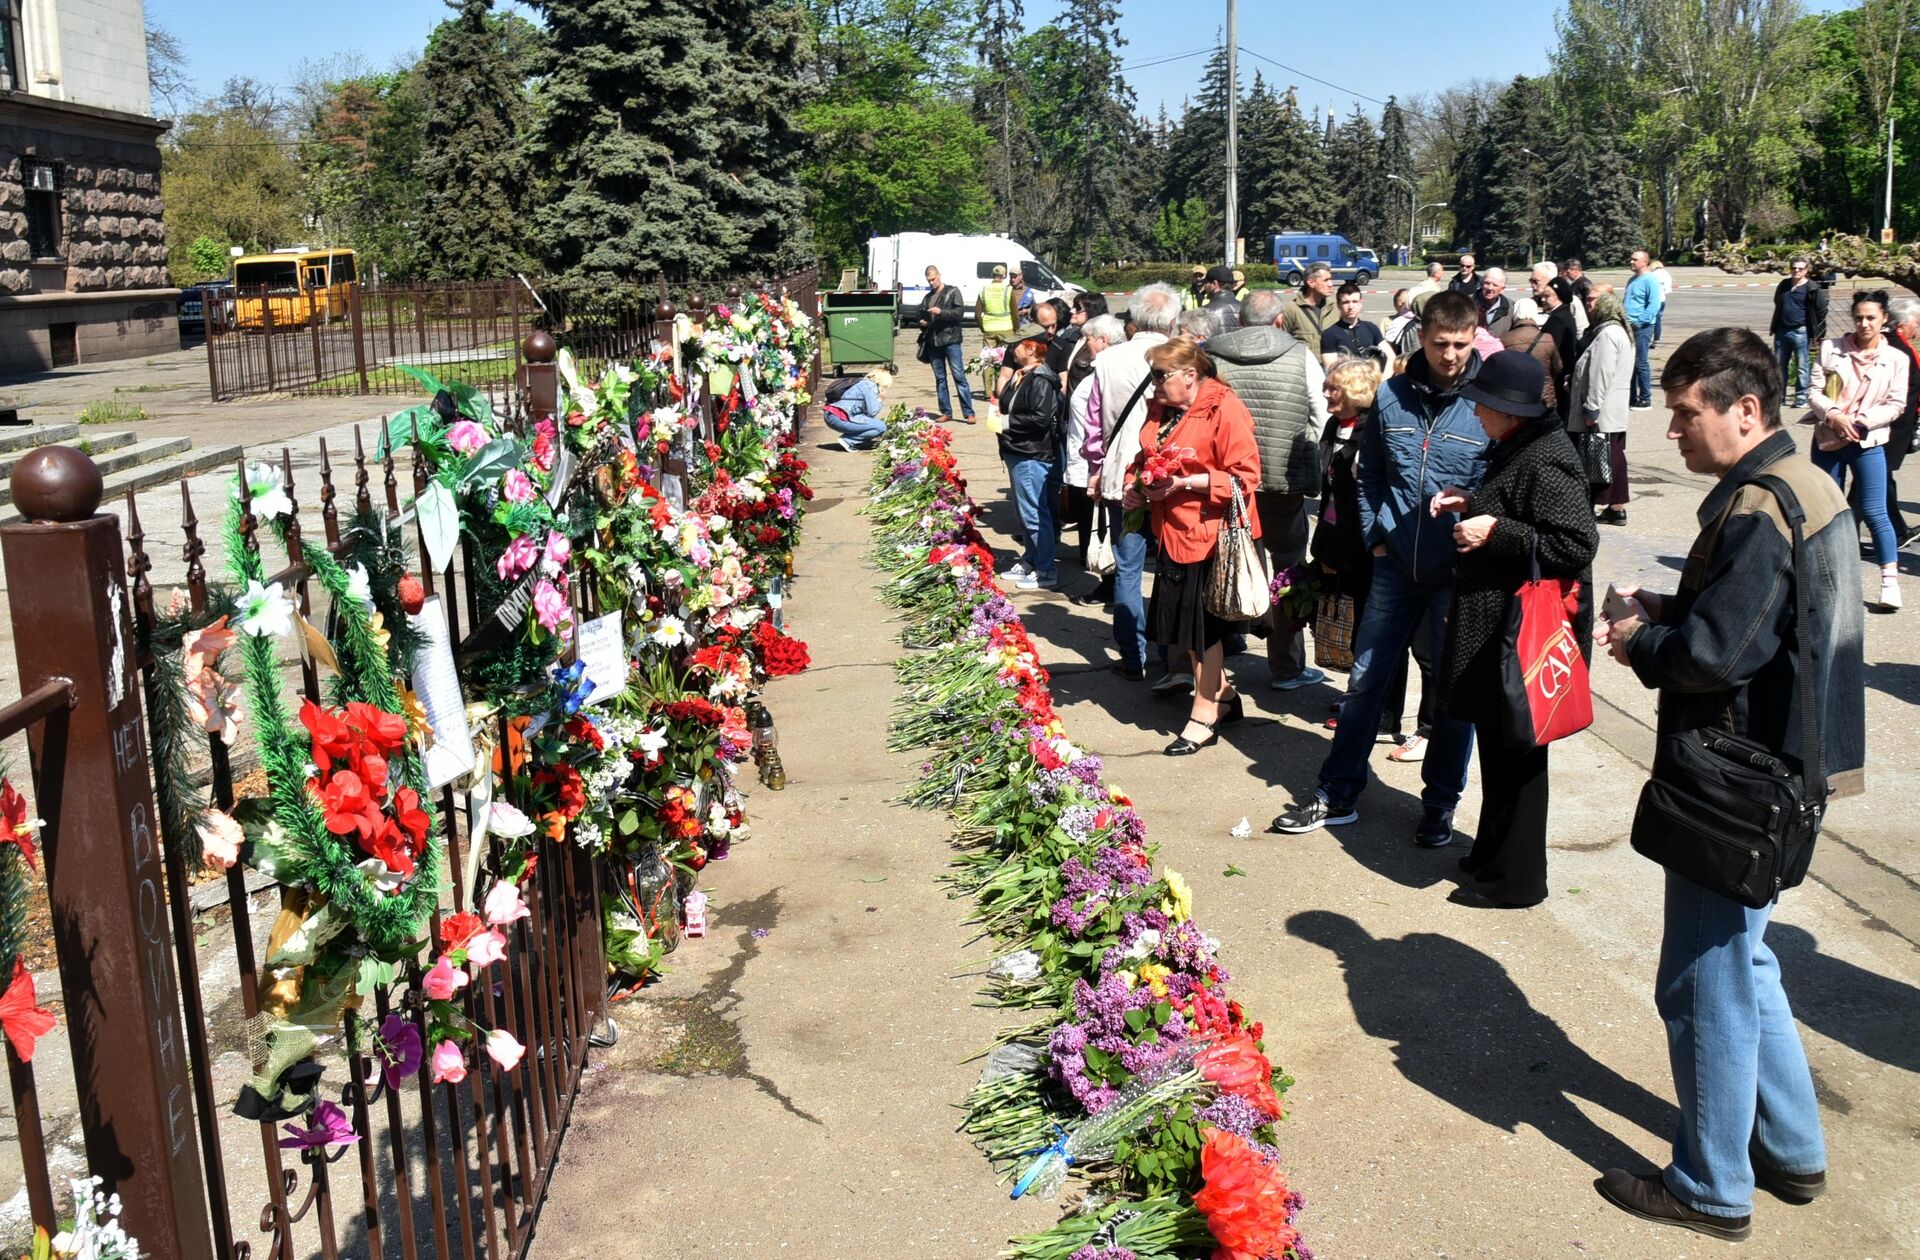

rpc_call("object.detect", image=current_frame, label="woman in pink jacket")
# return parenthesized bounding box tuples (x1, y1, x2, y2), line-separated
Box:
(1810, 289, 1910, 611)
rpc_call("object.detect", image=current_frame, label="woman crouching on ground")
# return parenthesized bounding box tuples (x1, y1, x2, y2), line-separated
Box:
(1122, 337, 1263, 755)
(1430, 351, 1598, 908)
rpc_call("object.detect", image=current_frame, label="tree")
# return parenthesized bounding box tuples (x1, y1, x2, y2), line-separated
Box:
(162, 84, 304, 284)
(1054, 0, 1131, 274)
(532, 0, 743, 282)
(804, 0, 975, 99)
(1246, 84, 1331, 250)
(1328, 104, 1384, 248)
(713, 0, 817, 271)
(145, 25, 189, 119)
(802, 96, 990, 267)
(1161, 41, 1232, 241)
(975, 0, 1027, 236)
(1153, 197, 1209, 260)
(414, 0, 536, 280)
(1377, 97, 1414, 253)
(1235, 74, 1284, 252)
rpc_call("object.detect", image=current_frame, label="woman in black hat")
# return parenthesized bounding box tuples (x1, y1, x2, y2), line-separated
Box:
(1427, 351, 1598, 908)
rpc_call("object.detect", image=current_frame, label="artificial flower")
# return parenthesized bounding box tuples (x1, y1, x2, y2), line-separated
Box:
(320, 770, 381, 841)
(429, 1039, 466, 1085)
(237, 461, 294, 521)
(184, 664, 243, 743)
(1161, 868, 1194, 924)
(484, 1028, 525, 1072)
(0, 779, 42, 869)
(197, 808, 244, 872)
(464, 928, 508, 970)
(362, 822, 417, 881)
(372, 1012, 423, 1089)
(446, 419, 488, 455)
(0, 958, 55, 1062)
(278, 1100, 358, 1152)
(484, 880, 530, 927)
(542, 531, 571, 576)
(391, 787, 431, 847)
(486, 802, 537, 839)
(398, 572, 427, 615)
(355, 857, 404, 892)
(237, 579, 295, 638)
(532, 580, 569, 632)
(501, 469, 536, 504)
(421, 954, 469, 1000)
(343, 563, 375, 610)
(647, 615, 688, 648)
(182, 615, 237, 676)
(497, 533, 540, 582)
(439, 911, 484, 952)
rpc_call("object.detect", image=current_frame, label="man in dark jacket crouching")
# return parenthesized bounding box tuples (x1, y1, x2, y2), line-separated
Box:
(1597, 327, 1865, 1243)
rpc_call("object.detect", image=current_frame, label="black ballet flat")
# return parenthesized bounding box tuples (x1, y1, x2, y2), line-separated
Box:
(1164, 722, 1219, 756)
(1215, 693, 1246, 725)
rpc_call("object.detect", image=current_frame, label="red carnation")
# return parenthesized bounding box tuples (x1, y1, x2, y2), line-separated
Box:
(398, 573, 426, 615)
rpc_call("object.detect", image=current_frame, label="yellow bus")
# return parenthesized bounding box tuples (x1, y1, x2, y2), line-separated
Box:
(231, 249, 359, 330)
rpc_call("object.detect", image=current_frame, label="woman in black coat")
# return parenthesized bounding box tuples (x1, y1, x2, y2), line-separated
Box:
(1429, 351, 1599, 908)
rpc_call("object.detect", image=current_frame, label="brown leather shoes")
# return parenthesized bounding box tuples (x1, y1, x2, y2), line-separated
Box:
(1596, 1169, 1752, 1242)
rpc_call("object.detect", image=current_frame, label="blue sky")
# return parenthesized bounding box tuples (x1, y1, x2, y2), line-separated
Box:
(145, 0, 1853, 120)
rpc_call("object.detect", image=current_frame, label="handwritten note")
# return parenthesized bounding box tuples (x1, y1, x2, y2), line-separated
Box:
(575, 611, 629, 706)
(409, 596, 479, 788)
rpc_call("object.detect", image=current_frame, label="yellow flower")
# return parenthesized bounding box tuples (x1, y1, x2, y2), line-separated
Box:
(1161, 868, 1194, 924)
(1138, 963, 1172, 998)
(1116, 969, 1138, 990)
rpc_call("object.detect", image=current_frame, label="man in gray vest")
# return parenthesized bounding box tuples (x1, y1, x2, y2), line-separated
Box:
(1209, 288, 1330, 689)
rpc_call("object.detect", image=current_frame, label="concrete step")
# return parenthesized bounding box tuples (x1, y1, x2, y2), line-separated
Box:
(88, 436, 192, 480)
(0, 443, 243, 524)
(0, 423, 81, 455)
(0, 430, 139, 484)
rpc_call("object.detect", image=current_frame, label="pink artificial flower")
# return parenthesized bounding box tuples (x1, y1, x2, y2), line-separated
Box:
(197, 808, 244, 871)
(485, 1028, 525, 1072)
(446, 420, 488, 455)
(542, 531, 571, 575)
(484, 879, 531, 927)
(422, 953, 469, 1000)
(532, 579, 568, 631)
(496, 533, 540, 582)
(464, 928, 508, 971)
(501, 470, 536, 504)
(429, 1038, 467, 1085)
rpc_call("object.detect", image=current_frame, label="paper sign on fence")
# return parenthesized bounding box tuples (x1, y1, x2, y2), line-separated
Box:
(409, 595, 479, 788)
(575, 611, 629, 706)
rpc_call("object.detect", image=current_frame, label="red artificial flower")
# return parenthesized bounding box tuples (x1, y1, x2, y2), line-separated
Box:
(0, 959, 56, 1062)
(1196, 1031, 1284, 1120)
(300, 699, 355, 772)
(391, 787, 431, 847)
(1191, 1127, 1300, 1260)
(321, 770, 382, 841)
(563, 715, 605, 753)
(439, 911, 485, 952)
(398, 573, 426, 615)
(346, 702, 409, 756)
(363, 818, 417, 878)
(0, 780, 39, 870)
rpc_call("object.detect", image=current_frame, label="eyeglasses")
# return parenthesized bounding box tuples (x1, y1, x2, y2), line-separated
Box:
(1150, 367, 1189, 383)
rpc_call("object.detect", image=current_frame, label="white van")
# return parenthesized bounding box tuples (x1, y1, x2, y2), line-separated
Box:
(867, 232, 1082, 318)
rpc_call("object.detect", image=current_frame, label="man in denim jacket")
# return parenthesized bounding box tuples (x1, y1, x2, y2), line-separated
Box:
(1271, 291, 1489, 844)
(1597, 327, 1865, 1242)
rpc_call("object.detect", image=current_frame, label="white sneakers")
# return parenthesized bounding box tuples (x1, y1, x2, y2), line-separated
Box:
(1881, 576, 1903, 611)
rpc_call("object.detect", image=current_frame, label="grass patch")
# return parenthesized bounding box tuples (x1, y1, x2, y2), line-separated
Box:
(77, 398, 148, 425)
(114, 382, 187, 394)
(298, 353, 516, 397)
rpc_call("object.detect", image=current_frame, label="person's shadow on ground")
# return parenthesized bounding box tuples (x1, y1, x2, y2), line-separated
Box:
(1288, 910, 1679, 1173)
(1769, 921, 1920, 1074)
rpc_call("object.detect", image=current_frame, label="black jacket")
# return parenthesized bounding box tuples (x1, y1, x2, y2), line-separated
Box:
(1310, 418, 1371, 597)
(1438, 413, 1599, 728)
(997, 365, 1064, 462)
(1203, 290, 1243, 332)
(1768, 276, 1828, 339)
(1047, 325, 1081, 375)
(1320, 319, 1384, 358)
(919, 284, 965, 348)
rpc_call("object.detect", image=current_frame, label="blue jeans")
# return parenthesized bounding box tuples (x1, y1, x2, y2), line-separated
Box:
(1774, 327, 1810, 403)
(1632, 323, 1655, 406)
(823, 410, 886, 446)
(930, 340, 974, 420)
(1812, 440, 1896, 564)
(1107, 501, 1150, 670)
(1006, 456, 1060, 578)
(1656, 872, 1826, 1217)
(1317, 560, 1474, 813)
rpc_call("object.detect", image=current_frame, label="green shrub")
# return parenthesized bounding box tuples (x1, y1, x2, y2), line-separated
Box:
(77, 399, 148, 425)
(1089, 263, 1282, 291)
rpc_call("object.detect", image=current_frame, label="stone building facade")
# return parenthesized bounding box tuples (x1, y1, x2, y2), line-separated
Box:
(0, 0, 174, 374)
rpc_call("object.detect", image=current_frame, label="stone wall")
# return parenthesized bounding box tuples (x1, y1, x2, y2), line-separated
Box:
(0, 155, 167, 294)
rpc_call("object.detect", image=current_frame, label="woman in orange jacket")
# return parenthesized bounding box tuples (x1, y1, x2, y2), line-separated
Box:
(1122, 338, 1264, 754)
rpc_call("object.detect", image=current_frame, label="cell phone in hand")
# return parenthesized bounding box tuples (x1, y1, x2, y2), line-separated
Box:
(1604, 582, 1638, 624)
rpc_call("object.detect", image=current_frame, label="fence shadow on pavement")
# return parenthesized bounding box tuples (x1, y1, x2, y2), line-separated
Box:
(1288, 910, 1681, 1174)
(1768, 923, 1920, 1075)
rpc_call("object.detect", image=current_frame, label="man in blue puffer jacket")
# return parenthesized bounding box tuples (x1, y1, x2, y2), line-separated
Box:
(1273, 290, 1490, 845)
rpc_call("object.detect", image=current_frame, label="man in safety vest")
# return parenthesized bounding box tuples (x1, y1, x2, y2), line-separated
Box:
(978, 264, 1017, 347)
(1188, 264, 1207, 310)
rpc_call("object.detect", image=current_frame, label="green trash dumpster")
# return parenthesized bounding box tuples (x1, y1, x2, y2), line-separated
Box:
(822, 290, 899, 373)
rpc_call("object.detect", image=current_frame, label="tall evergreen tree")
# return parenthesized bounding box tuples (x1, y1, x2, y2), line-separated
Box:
(1236, 73, 1285, 252)
(1247, 85, 1331, 252)
(415, 0, 532, 280)
(1377, 97, 1414, 254)
(1329, 105, 1384, 247)
(975, 0, 1027, 236)
(712, 0, 817, 270)
(532, 0, 741, 282)
(1161, 42, 1233, 237)
(1448, 98, 1495, 254)
(1056, 0, 1132, 273)
(1548, 126, 1643, 265)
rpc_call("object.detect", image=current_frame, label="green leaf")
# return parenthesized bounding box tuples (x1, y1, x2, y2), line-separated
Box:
(396, 363, 447, 397)
(1153, 1000, 1172, 1026)
(1123, 1007, 1149, 1033)
(357, 955, 397, 994)
(415, 480, 460, 575)
(457, 437, 527, 493)
(1223, 864, 1246, 877)
(378, 403, 439, 459)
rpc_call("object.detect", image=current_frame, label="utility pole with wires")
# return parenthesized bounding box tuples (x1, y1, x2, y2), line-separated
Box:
(1223, 0, 1239, 266)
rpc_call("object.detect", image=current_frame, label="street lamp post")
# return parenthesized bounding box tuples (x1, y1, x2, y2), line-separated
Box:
(1385, 173, 1415, 264)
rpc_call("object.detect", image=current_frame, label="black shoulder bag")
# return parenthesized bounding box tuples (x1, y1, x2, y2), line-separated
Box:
(1627, 475, 1825, 909)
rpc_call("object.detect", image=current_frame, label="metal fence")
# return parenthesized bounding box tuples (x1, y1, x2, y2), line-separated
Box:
(203, 276, 816, 403)
(0, 271, 820, 1259)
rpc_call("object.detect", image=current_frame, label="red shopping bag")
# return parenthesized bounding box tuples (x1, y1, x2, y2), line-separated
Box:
(1498, 573, 1593, 747)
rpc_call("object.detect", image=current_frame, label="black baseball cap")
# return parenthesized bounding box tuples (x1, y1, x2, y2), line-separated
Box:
(1457, 351, 1548, 418)
(1205, 265, 1236, 286)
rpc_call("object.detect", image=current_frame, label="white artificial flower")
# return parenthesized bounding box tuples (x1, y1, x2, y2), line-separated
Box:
(236, 461, 294, 522)
(343, 563, 375, 610)
(648, 615, 688, 648)
(237, 579, 295, 638)
(355, 858, 403, 892)
(487, 802, 537, 839)
(637, 726, 669, 759)
(1122, 930, 1162, 962)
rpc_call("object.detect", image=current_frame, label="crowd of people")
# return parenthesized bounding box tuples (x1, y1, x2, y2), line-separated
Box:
(820, 252, 1900, 1245)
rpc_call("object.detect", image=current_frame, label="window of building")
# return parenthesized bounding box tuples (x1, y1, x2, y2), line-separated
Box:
(0, 0, 21, 93)
(24, 162, 62, 258)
